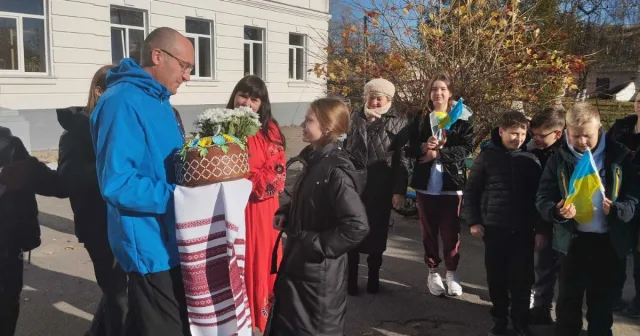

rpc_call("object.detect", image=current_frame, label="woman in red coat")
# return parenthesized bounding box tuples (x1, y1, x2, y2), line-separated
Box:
(226, 76, 286, 333)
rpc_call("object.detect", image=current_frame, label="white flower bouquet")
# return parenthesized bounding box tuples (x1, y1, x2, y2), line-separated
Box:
(180, 107, 261, 159)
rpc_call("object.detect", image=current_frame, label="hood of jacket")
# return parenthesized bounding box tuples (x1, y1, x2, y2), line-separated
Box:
(106, 58, 172, 101)
(89, 58, 184, 275)
(57, 107, 92, 140)
(556, 133, 630, 166)
(300, 142, 367, 195)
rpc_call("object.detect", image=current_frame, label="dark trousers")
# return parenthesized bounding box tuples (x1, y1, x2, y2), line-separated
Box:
(632, 249, 640, 304)
(483, 228, 534, 324)
(531, 239, 561, 309)
(126, 267, 191, 336)
(0, 247, 23, 336)
(555, 232, 622, 336)
(416, 194, 462, 270)
(347, 251, 383, 272)
(84, 239, 129, 336)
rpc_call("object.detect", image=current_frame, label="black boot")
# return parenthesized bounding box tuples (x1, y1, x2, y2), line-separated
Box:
(512, 322, 534, 336)
(487, 318, 507, 336)
(366, 267, 379, 294)
(528, 306, 553, 325)
(347, 251, 359, 296)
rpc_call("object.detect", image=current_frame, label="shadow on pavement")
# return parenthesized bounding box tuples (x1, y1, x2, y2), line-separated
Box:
(16, 262, 98, 336)
(38, 212, 76, 236)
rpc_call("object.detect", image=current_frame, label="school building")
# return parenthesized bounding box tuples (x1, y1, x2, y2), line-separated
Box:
(0, 0, 330, 151)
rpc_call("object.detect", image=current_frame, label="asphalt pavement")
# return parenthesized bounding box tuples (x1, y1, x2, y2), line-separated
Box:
(13, 126, 640, 335)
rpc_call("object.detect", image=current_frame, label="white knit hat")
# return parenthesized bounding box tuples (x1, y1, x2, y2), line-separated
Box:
(364, 78, 395, 98)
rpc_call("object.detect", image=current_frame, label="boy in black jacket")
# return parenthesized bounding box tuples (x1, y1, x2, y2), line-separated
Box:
(0, 126, 67, 336)
(526, 107, 566, 324)
(463, 111, 548, 336)
(536, 102, 639, 336)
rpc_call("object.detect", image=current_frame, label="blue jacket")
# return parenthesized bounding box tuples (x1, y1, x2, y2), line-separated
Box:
(90, 58, 184, 274)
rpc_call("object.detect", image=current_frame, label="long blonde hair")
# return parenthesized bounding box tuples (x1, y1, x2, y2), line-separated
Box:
(86, 65, 115, 114)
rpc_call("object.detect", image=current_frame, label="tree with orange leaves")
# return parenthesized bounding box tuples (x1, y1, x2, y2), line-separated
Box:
(317, 0, 586, 142)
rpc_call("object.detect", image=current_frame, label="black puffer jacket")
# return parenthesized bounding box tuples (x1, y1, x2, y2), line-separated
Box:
(344, 106, 409, 254)
(608, 114, 640, 167)
(405, 112, 473, 191)
(57, 107, 107, 245)
(462, 128, 546, 233)
(271, 143, 369, 336)
(0, 127, 66, 252)
(527, 134, 565, 168)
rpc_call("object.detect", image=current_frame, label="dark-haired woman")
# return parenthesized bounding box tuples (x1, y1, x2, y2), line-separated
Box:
(226, 75, 286, 333)
(56, 65, 131, 336)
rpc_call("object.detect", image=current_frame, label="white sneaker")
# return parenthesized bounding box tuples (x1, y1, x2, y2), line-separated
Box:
(445, 271, 463, 296)
(427, 269, 446, 296)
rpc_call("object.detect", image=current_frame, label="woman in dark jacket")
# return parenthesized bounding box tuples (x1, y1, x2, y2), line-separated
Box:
(406, 73, 474, 297)
(344, 78, 409, 295)
(269, 98, 369, 336)
(56, 65, 129, 336)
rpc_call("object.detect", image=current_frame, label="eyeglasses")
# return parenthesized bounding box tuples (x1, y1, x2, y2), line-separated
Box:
(160, 49, 194, 73)
(531, 131, 557, 140)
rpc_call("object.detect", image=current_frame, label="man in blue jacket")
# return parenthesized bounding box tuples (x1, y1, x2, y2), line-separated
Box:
(90, 27, 194, 336)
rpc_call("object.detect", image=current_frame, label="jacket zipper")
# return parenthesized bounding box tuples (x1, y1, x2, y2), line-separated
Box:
(613, 166, 621, 201)
(561, 170, 568, 197)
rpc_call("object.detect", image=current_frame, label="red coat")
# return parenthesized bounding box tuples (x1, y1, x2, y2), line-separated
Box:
(244, 121, 286, 332)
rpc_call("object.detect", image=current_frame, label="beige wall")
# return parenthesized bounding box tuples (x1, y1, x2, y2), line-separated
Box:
(0, 0, 330, 110)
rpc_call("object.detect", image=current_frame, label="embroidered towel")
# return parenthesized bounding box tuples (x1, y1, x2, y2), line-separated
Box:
(174, 179, 253, 336)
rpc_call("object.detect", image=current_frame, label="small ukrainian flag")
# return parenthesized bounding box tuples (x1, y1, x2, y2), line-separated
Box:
(565, 148, 605, 224)
(437, 98, 464, 130)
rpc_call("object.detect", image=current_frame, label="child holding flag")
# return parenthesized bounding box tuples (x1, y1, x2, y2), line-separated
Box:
(536, 102, 639, 336)
(406, 73, 473, 297)
(462, 111, 546, 336)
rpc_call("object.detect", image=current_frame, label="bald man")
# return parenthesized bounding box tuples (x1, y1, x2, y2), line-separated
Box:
(90, 27, 194, 336)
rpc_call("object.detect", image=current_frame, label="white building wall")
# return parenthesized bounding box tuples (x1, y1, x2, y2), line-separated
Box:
(0, 0, 329, 112)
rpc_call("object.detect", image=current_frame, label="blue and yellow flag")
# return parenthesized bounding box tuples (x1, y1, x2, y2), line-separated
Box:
(437, 98, 464, 130)
(565, 148, 605, 224)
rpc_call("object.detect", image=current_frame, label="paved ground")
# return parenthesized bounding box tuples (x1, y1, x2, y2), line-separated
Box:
(14, 126, 640, 336)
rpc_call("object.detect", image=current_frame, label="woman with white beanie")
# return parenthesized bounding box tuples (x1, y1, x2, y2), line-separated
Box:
(344, 78, 410, 295)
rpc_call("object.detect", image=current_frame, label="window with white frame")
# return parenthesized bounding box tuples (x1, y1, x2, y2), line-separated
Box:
(0, 0, 48, 74)
(110, 7, 146, 64)
(185, 18, 213, 78)
(243, 27, 264, 78)
(289, 33, 306, 80)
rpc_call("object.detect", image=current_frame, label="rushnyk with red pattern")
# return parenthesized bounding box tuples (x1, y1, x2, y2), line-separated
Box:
(174, 180, 253, 336)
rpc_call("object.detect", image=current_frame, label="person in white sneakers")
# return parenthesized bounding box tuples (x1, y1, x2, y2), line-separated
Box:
(405, 73, 473, 297)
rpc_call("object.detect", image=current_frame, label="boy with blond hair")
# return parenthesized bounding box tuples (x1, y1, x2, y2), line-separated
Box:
(536, 102, 639, 335)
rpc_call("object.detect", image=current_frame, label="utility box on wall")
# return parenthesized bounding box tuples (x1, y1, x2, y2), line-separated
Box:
(0, 107, 32, 153)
